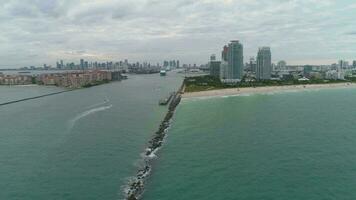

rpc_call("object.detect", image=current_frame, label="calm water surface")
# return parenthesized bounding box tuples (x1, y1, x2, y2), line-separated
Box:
(144, 88, 356, 200)
(0, 73, 183, 200)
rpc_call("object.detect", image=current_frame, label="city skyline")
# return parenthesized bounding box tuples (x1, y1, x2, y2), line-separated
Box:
(1, 0, 356, 68)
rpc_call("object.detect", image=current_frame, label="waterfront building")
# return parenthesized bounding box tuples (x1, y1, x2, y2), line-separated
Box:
(339, 60, 349, 69)
(220, 45, 228, 80)
(277, 60, 287, 71)
(249, 57, 256, 72)
(303, 65, 313, 78)
(325, 70, 345, 80)
(256, 47, 272, 80)
(227, 40, 244, 80)
(209, 60, 221, 78)
(0, 74, 32, 85)
(36, 70, 121, 88)
(220, 41, 243, 81)
(210, 54, 216, 61)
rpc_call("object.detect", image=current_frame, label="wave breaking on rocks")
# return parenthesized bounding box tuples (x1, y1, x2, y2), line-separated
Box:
(124, 84, 184, 200)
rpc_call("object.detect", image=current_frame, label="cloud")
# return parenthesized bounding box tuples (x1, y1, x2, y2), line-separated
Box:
(0, 0, 355, 68)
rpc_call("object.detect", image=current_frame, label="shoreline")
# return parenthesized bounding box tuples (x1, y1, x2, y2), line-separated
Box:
(182, 83, 356, 99)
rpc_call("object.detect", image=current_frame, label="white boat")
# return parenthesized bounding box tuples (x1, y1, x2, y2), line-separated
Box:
(160, 70, 166, 76)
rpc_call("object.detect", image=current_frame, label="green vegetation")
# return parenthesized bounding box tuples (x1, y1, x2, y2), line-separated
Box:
(184, 75, 355, 93)
(184, 76, 225, 92)
(31, 77, 37, 84)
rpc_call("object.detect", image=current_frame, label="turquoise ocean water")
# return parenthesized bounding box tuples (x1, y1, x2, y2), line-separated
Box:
(0, 73, 182, 200)
(144, 88, 356, 200)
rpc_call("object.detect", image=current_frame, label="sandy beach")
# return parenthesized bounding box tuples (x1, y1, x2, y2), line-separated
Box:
(182, 83, 356, 99)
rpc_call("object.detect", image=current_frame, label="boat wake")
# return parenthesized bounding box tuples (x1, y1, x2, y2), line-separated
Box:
(68, 104, 113, 130)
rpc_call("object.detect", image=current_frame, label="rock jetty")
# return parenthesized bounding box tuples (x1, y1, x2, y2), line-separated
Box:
(125, 84, 184, 200)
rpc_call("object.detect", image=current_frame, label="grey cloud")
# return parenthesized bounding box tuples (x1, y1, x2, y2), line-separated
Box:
(0, 0, 355, 68)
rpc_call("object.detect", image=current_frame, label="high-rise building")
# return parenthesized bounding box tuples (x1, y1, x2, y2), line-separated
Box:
(221, 45, 228, 62)
(226, 40, 243, 80)
(84, 61, 89, 69)
(177, 60, 180, 68)
(220, 45, 229, 80)
(209, 54, 221, 78)
(339, 60, 349, 69)
(249, 57, 256, 72)
(256, 47, 272, 80)
(277, 60, 287, 71)
(80, 59, 84, 69)
(353, 60, 356, 68)
(210, 54, 216, 61)
(163, 61, 169, 67)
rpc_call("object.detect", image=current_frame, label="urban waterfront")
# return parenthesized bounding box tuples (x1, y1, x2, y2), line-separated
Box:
(0, 73, 183, 200)
(144, 88, 356, 200)
(2, 1, 356, 200)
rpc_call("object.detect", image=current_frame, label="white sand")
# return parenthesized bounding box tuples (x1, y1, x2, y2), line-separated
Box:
(182, 83, 356, 99)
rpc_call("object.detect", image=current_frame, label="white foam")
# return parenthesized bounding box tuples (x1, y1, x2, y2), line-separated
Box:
(69, 104, 113, 129)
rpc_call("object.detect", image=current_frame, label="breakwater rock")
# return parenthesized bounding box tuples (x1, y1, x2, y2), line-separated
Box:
(125, 84, 184, 199)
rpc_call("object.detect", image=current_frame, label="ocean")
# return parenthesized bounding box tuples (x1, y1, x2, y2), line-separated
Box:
(0, 73, 183, 200)
(144, 88, 356, 200)
(2, 77, 356, 200)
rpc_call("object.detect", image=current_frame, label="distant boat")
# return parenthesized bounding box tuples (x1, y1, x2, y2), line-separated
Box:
(160, 70, 166, 76)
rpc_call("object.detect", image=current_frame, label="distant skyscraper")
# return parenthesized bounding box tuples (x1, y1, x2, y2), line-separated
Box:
(249, 57, 256, 72)
(163, 61, 169, 67)
(209, 54, 220, 78)
(277, 60, 287, 71)
(177, 60, 180, 68)
(210, 54, 216, 61)
(220, 45, 229, 80)
(353, 60, 356, 68)
(227, 40, 244, 80)
(256, 47, 272, 80)
(339, 60, 348, 69)
(221, 45, 228, 62)
(84, 61, 89, 69)
(80, 59, 84, 69)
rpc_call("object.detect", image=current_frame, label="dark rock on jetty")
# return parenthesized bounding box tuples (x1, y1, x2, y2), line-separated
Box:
(125, 84, 184, 199)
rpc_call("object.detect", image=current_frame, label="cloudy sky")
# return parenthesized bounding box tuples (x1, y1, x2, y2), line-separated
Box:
(0, 0, 356, 68)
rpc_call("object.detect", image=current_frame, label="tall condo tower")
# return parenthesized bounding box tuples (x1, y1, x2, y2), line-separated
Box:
(256, 47, 272, 80)
(220, 45, 229, 80)
(227, 40, 244, 80)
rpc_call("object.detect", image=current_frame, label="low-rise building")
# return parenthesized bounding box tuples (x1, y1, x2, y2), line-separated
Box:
(0, 74, 32, 85)
(36, 70, 121, 88)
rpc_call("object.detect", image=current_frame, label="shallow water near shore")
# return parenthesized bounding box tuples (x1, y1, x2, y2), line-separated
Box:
(0, 73, 182, 200)
(144, 87, 356, 200)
